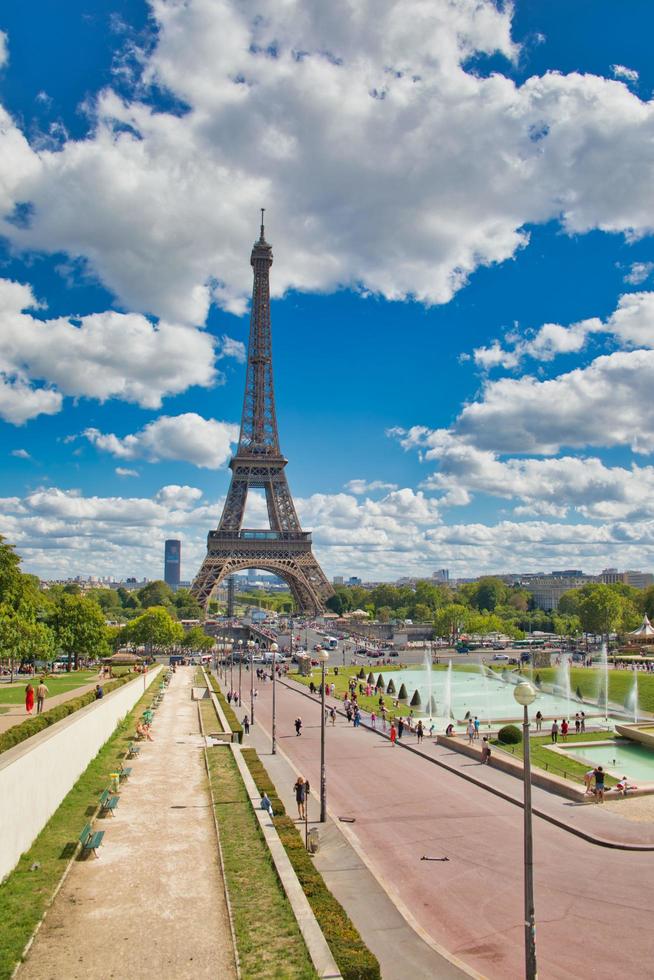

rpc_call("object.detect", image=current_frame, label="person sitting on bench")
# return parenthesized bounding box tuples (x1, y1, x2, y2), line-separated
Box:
(136, 720, 154, 741)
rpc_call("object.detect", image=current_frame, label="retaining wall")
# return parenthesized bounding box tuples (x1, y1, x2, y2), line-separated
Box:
(0, 667, 161, 881)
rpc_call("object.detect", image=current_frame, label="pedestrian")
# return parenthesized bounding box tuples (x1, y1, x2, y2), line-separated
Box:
(243, 714, 250, 735)
(370, 711, 376, 729)
(480, 737, 491, 765)
(354, 708, 361, 728)
(473, 716, 480, 739)
(25, 682, 34, 715)
(35, 677, 49, 714)
(346, 706, 353, 724)
(95, 684, 104, 699)
(584, 769, 595, 795)
(417, 720, 424, 744)
(329, 706, 336, 726)
(580, 712, 586, 733)
(293, 775, 308, 820)
(575, 713, 581, 734)
(398, 718, 405, 740)
(593, 766, 605, 803)
(535, 710, 543, 732)
(551, 719, 559, 744)
(561, 718, 569, 741)
(390, 722, 397, 746)
(467, 719, 475, 744)
(260, 792, 273, 815)
(227, 691, 233, 704)
(294, 717, 302, 736)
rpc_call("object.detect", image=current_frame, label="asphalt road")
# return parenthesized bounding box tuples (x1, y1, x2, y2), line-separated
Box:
(250, 674, 654, 980)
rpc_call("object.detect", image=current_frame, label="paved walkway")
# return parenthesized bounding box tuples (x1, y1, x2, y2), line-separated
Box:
(19, 667, 237, 980)
(248, 672, 654, 980)
(0, 678, 102, 735)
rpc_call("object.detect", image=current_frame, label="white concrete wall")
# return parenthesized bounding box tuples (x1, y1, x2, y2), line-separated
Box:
(0, 667, 161, 881)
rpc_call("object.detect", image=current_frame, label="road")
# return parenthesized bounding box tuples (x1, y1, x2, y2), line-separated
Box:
(248, 672, 654, 980)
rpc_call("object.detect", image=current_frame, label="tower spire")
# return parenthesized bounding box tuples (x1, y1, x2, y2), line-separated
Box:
(260, 208, 266, 242)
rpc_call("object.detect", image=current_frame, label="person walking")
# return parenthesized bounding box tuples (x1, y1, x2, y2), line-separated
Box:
(535, 710, 543, 732)
(580, 711, 586, 733)
(370, 711, 376, 729)
(466, 719, 475, 744)
(473, 716, 480, 739)
(390, 722, 397, 746)
(243, 714, 250, 735)
(551, 719, 559, 744)
(416, 720, 424, 744)
(329, 706, 336, 726)
(354, 708, 361, 728)
(25, 682, 35, 715)
(35, 678, 49, 714)
(293, 776, 308, 820)
(593, 766, 605, 803)
(294, 717, 303, 736)
(575, 713, 581, 734)
(480, 737, 492, 765)
(397, 718, 405, 740)
(561, 718, 569, 741)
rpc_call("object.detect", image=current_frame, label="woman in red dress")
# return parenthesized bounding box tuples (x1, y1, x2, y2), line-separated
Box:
(25, 682, 35, 714)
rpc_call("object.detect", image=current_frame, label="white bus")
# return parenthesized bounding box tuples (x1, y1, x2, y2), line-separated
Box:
(325, 636, 338, 650)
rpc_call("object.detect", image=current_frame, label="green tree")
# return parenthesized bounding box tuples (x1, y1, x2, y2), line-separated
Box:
(470, 577, 509, 612)
(433, 604, 471, 641)
(89, 588, 123, 616)
(127, 606, 184, 652)
(412, 603, 432, 623)
(377, 606, 393, 623)
(173, 588, 204, 620)
(137, 580, 174, 610)
(49, 594, 109, 669)
(181, 625, 214, 651)
(642, 586, 654, 621)
(557, 589, 582, 616)
(576, 584, 623, 636)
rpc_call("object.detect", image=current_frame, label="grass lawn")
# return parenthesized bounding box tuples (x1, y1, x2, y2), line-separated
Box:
(527, 666, 654, 714)
(0, 674, 160, 980)
(493, 729, 619, 787)
(205, 746, 316, 980)
(0, 671, 98, 705)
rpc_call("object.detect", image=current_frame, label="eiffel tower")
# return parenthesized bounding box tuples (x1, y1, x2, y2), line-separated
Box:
(191, 213, 334, 615)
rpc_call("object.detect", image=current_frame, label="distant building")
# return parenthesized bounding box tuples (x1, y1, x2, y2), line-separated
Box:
(333, 575, 344, 586)
(624, 570, 654, 590)
(432, 569, 449, 583)
(524, 574, 597, 611)
(164, 539, 181, 589)
(600, 568, 621, 584)
(348, 576, 362, 586)
(247, 567, 257, 583)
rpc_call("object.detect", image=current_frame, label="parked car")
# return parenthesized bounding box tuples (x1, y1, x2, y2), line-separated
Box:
(492, 653, 510, 661)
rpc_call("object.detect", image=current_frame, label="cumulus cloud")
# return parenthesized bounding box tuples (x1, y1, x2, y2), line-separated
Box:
(1, 4, 654, 322)
(343, 479, 399, 494)
(0, 277, 237, 423)
(115, 467, 139, 477)
(84, 413, 240, 469)
(471, 291, 654, 370)
(624, 262, 654, 286)
(11, 448, 31, 459)
(0, 31, 7, 68)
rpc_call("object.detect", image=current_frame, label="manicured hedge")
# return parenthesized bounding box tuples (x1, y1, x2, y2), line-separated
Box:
(206, 672, 243, 742)
(0, 674, 134, 756)
(242, 748, 381, 980)
(498, 724, 522, 745)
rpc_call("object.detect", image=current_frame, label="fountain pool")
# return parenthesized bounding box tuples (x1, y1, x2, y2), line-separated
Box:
(381, 666, 600, 727)
(556, 740, 654, 783)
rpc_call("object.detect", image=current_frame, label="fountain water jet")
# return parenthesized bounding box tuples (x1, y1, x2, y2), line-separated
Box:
(423, 648, 434, 721)
(556, 654, 572, 721)
(478, 657, 492, 729)
(443, 660, 453, 721)
(630, 669, 639, 724)
(600, 641, 609, 722)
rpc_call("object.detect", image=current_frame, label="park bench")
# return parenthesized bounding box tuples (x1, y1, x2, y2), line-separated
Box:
(119, 765, 132, 781)
(127, 741, 141, 757)
(78, 823, 104, 859)
(99, 789, 120, 816)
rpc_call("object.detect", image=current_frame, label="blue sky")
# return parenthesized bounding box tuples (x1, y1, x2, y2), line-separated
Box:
(1, 1, 654, 582)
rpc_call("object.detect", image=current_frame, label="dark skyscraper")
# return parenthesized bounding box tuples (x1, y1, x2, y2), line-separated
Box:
(164, 539, 181, 588)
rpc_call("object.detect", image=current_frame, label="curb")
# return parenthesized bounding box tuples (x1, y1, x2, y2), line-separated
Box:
(280, 677, 654, 852)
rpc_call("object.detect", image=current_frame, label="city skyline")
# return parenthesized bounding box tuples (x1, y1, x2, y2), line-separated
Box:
(2, 2, 654, 582)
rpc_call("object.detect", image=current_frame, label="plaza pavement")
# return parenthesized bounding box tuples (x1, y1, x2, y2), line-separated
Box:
(19, 667, 237, 980)
(243, 670, 654, 980)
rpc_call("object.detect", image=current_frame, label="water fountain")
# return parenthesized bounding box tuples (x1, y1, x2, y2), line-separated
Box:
(478, 658, 493, 729)
(600, 641, 609, 722)
(423, 648, 434, 721)
(443, 660, 453, 721)
(630, 669, 639, 724)
(556, 654, 572, 720)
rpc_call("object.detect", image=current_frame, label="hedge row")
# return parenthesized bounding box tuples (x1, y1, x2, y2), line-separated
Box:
(241, 748, 381, 980)
(0, 673, 134, 756)
(206, 672, 243, 741)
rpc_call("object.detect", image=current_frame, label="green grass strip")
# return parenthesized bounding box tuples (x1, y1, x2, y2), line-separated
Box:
(0, 675, 161, 979)
(493, 729, 619, 786)
(0, 673, 136, 756)
(206, 746, 316, 980)
(0, 672, 98, 705)
(241, 748, 381, 980)
(207, 673, 243, 740)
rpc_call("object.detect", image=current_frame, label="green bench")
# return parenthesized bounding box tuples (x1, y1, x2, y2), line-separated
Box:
(79, 823, 104, 858)
(99, 789, 120, 816)
(119, 765, 132, 781)
(127, 742, 140, 758)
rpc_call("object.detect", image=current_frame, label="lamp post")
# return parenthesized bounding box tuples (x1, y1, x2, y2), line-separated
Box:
(237, 639, 243, 705)
(271, 642, 279, 754)
(513, 680, 538, 980)
(228, 640, 234, 693)
(248, 639, 255, 725)
(317, 647, 329, 822)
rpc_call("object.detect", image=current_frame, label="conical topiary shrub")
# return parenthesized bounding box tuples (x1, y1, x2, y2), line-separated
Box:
(535, 673, 542, 688)
(410, 689, 422, 706)
(386, 678, 396, 695)
(358, 668, 365, 679)
(376, 674, 385, 689)
(367, 672, 375, 685)
(398, 683, 408, 701)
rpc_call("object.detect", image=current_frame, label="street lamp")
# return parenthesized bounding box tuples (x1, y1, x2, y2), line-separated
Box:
(228, 639, 234, 693)
(271, 642, 279, 755)
(248, 639, 255, 725)
(317, 647, 329, 822)
(237, 639, 244, 705)
(513, 680, 538, 980)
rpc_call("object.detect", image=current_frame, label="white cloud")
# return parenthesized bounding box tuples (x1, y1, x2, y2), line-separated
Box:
(84, 413, 240, 469)
(11, 448, 31, 459)
(1, 5, 654, 321)
(344, 479, 398, 494)
(612, 65, 639, 84)
(0, 277, 227, 423)
(624, 262, 654, 286)
(471, 291, 654, 370)
(0, 31, 7, 68)
(115, 467, 139, 477)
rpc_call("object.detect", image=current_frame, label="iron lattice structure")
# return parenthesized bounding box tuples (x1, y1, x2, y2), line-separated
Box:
(192, 216, 334, 614)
